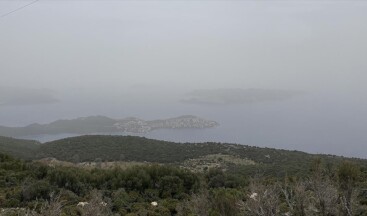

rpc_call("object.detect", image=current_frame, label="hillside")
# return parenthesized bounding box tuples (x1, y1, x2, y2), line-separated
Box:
(38, 135, 367, 177)
(1, 137, 367, 216)
(1, 135, 366, 177)
(0, 136, 40, 160)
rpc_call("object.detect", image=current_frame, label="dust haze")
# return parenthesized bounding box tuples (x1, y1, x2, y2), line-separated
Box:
(1, 1, 366, 158)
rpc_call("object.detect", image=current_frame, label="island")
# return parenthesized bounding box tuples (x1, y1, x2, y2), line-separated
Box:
(0, 115, 219, 137)
(0, 86, 59, 106)
(181, 88, 303, 105)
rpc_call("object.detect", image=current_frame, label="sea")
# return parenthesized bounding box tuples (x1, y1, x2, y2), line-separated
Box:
(1, 91, 366, 159)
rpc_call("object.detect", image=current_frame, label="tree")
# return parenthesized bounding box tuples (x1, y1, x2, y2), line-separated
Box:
(38, 192, 64, 216)
(308, 159, 339, 216)
(95, 158, 102, 168)
(281, 178, 309, 216)
(81, 190, 112, 216)
(338, 161, 361, 216)
(240, 178, 280, 216)
(72, 154, 80, 164)
(176, 190, 211, 216)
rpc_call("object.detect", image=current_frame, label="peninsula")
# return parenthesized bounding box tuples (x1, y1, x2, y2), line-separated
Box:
(0, 115, 219, 137)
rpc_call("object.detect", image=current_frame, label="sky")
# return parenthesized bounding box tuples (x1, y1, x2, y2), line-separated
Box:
(0, 0, 366, 93)
(1, 0, 367, 158)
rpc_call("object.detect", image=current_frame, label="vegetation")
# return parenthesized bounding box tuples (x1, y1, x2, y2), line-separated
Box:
(0, 136, 40, 160)
(1, 135, 367, 215)
(2, 135, 366, 177)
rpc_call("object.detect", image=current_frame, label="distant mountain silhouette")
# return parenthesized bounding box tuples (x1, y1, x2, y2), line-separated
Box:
(0, 115, 219, 137)
(181, 88, 303, 105)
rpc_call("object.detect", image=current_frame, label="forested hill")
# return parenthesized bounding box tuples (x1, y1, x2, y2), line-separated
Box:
(1, 136, 367, 215)
(1, 135, 367, 177)
(0, 136, 40, 160)
(38, 135, 321, 164)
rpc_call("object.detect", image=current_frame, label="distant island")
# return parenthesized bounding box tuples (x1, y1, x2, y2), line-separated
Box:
(181, 88, 303, 105)
(0, 86, 59, 106)
(0, 115, 219, 137)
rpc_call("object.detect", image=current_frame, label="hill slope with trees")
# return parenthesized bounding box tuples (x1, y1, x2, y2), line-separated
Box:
(1, 135, 367, 178)
(0, 150, 367, 215)
(0, 136, 40, 160)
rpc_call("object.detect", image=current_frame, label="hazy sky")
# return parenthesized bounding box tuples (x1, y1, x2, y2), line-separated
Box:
(1, 1, 367, 158)
(1, 0, 366, 95)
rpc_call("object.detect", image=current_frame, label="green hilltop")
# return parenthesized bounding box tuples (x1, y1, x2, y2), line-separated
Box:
(1, 135, 367, 215)
(0, 136, 40, 160)
(1, 135, 366, 177)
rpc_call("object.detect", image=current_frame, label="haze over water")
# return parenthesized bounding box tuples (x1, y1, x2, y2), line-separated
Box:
(1, 1, 366, 158)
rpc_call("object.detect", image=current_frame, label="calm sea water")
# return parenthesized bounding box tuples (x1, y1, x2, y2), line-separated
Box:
(2, 92, 366, 159)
